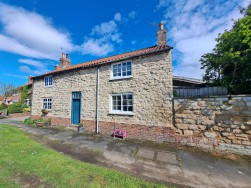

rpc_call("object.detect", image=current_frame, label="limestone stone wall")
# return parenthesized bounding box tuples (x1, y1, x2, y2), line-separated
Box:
(31, 51, 173, 127)
(174, 96, 251, 155)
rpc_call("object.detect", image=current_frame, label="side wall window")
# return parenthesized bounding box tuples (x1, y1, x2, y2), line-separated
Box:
(43, 98, 52, 110)
(44, 76, 53, 87)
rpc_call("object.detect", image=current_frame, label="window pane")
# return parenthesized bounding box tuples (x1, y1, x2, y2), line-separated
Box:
(117, 100, 121, 105)
(117, 96, 121, 101)
(128, 99, 132, 105)
(127, 71, 132, 76)
(127, 62, 131, 66)
(122, 72, 126, 76)
(128, 106, 133, 111)
(117, 105, 121, 110)
(117, 64, 121, 70)
(123, 106, 127, 111)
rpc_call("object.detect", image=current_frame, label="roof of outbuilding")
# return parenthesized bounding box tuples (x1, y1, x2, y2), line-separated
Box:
(34, 45, 171, 78)
(173, 76, 204, 84)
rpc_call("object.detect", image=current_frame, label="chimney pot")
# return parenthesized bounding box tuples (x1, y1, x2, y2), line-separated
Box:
(159, 22, 164, 30)
(157, 22, 167, 46)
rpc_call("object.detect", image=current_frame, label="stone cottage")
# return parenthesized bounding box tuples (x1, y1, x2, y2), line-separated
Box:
(31, 23, 174, 140)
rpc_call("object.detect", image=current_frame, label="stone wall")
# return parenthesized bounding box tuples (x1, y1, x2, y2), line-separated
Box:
(31, 50, 173, 128)
(174, 96, 251, 155)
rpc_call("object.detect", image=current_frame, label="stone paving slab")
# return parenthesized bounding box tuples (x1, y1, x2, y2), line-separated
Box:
(47, 131, 73, 141)
(136, 148, 154, 160)
(156, 151, 178, 165)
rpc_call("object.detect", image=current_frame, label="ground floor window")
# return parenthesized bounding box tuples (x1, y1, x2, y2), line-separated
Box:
(43, 98, 52, 110)
(111, 93, 133, 114)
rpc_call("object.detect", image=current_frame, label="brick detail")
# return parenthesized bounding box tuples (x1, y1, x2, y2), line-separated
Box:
(31, 115, 216, 148)
(9, 112, 30, 118)
(31, 115, 71, 126)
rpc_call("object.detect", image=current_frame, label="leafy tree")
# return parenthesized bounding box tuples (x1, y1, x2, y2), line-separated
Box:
(21, 85, 28, 103)
(200, 4, 251, 94)
(0, 82, 16, 102)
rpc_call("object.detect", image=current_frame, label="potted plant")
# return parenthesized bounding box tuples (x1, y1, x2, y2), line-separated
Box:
(35, 118, 46, 127)
(41, 109, 49, 115)
(77, 123, 84, 133)
(35, 118, 51, 127)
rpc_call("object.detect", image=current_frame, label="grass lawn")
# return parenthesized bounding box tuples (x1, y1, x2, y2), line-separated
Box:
(0, 124, 169, 188)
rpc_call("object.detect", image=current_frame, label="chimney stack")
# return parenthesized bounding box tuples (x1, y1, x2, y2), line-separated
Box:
(157, 22, 167, 46)
(54, 65, 59, 70)
(59, 52, 71, 68)
(28, 75, 33, 84)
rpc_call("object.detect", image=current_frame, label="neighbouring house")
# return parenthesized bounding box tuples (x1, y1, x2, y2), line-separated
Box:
(31, 23, 174, 139)
(4, 93, 20, 105)
(4, 76, 33, 106)
(0, 95, 4, 105)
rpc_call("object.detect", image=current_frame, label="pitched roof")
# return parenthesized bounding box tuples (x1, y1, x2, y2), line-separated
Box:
(34, 45, 171, 78)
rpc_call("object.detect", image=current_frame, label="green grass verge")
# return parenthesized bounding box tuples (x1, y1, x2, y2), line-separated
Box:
(0, 124, 169, 188)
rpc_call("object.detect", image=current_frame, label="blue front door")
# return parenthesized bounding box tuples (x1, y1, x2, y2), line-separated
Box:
(72, 92, 81, 124)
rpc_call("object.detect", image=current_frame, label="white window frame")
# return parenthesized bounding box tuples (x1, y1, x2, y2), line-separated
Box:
(44, 76, 53, 87)
(42, 97, 52, 110)
(110, 61, 133, 80)
(110, 93, 134, 115)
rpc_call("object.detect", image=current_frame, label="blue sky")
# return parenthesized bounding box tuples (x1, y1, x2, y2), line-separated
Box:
(0, 0, 250, 86)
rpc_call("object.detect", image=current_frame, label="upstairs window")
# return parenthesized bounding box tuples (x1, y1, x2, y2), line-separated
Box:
(43, 98, 52, 110)
(111, 61, 132, 79)
(44, 76, 53, 87)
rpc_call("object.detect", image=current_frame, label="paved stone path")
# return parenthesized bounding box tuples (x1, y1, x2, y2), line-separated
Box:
(1, 117, 251, 188)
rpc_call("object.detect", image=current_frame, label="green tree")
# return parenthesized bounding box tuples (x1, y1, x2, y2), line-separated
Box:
(200, 4, 251, 94)
(21, 85, 28, 103)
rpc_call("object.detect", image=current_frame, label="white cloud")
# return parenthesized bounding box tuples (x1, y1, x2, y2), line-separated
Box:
(81, 38, 113, 56)
(114, 13, 122, 21)
(0, 34, 56, 59)
(19, 60, 50, 76)
(0, 2, 74, 60)
(81, 13, 122, 56)
(19, 65, 40, 75)
(0, 3, 124, 60)
(128, 11, 136, 19)
(19, 59, 46, 69)
(157, 0, 250, 79)
(91, 20, 117, 36)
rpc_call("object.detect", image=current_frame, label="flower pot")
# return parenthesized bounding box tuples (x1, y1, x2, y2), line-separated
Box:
(36, 122, 45, 127)
(78, 127, 84, 133)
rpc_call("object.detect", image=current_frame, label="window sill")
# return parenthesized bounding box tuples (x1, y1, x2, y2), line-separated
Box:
(44, 85, 53, 88)
(109, 76, 133, 81)
(108, 112, 134, 116)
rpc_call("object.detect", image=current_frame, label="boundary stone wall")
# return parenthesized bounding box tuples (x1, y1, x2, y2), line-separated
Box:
(174, 95, 251, 155)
